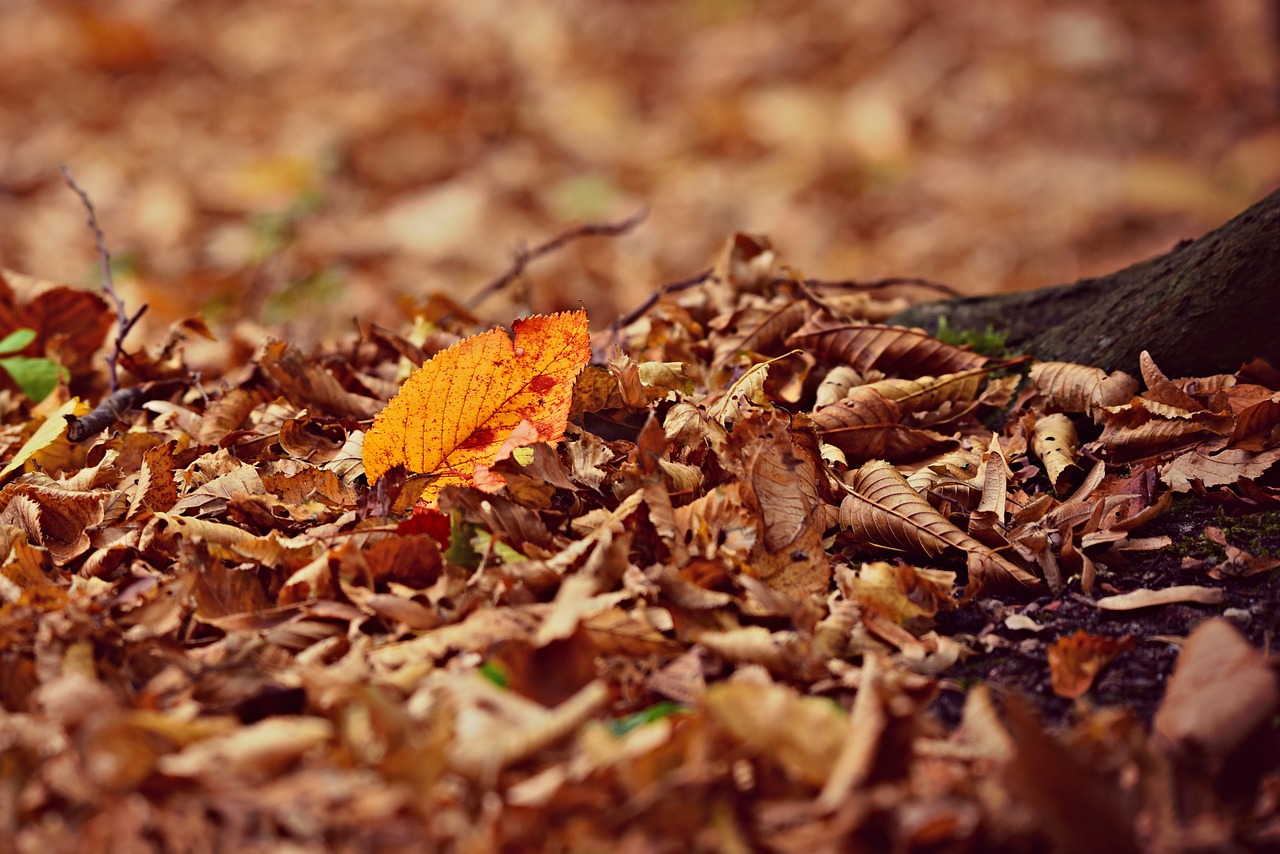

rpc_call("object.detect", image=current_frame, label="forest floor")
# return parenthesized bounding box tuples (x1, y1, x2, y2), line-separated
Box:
(2, 1, 1280, 851)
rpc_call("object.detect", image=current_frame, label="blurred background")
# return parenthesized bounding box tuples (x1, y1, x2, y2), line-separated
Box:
(1, 0, 1278, 347)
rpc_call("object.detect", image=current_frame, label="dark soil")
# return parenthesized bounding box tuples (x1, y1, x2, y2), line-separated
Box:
(930, 496, 1280, 728)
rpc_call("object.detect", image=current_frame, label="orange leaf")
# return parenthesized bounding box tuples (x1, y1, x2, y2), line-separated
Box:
(1047, 630, 1133, 699)
(362, 311, 590, 505)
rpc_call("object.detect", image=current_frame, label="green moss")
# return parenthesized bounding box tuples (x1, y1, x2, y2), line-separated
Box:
(934, 316, 1011, 358)
(1165, 495, 1280, 560)
(1212, 507, 1280, 558)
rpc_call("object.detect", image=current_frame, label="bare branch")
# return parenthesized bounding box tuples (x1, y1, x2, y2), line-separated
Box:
(612, 267, 714, 331)
(60, 164, 148, 392)
(785, 276, 963, 299)
(63, 387, 146, 443)
(466, 207, 647, 310)
(63, 378, 184, 442)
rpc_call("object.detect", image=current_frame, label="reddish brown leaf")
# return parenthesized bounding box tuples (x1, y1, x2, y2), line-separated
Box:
(839, 459, 1040, 593)
(0, 269, 113, 377)
(1047, 630, 1134, 698)
(787, 312, 990, 376)
(1029, 361, 1138, 414)
(1227, 392, 1280, 450)
(811, 387, 953, 461)
(1154, 618, 1280, 770)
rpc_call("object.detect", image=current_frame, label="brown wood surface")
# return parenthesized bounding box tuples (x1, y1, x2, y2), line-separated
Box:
(891, 187, 1280, 376)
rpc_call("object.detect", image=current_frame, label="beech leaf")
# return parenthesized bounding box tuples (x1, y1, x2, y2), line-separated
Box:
(1154, 618, 1280, 768)
(1093, 585, 1224, 610)
(839, 459, 1040, 593)
(1029, 361, 1138, 415)
(1031, 412, 1081, 490)
(1047, 630, 1134, 699)
(362, 311, 591, 505)
(859, 367, 989, 412)
(812, 387, 953, 461)
(787, 312, 990, 376)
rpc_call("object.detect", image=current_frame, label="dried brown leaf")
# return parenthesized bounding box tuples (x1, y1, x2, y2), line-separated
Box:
(197, 387, 264, 445)
(1161, 436, 1280, 492)
(839, 460, 1039, 592)
(817, 654, 887, 809)
(1094, 585, 1224, 610)
(370, 607, 544, 667)
(1139, 350, 1204, 412)
(1154, 618, 1280, 770)
(278, 412, 348, 462)
(812, 388, 952, 461)
(1004, 695, 1143, 854)
(709, 298, 810, 375)
(1029, 361, 1138, 414)
(446, 676, 609, 781)
(1031, 412, 1081, 490)
(156, 716, 333, 782)
(1227, 392, 1280, 450)
(258, 340, 382, 419)
(1093, 410, 1213, 462)
(852, 560, 955, 624)
(788, 312, 989, 376)
(716, 232, 777, 292)
(814, 365, 865, 408)
(860, 368, 989, 412)
(1047, 630, 1134, 699)
(705, 677, 847, 788)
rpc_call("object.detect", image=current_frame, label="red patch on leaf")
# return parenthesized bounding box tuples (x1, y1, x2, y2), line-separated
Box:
(396, 505, 451, 549)
(529, 374, 557, 393)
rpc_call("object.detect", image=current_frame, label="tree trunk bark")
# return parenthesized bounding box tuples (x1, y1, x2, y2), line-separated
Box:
(889, 187, 1280, 378)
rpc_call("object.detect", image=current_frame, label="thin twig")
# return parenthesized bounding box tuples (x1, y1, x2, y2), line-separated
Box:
(465, 207, 648, 310)
(63, 386, 147, 443)
(787, 275, 963, 299)
(612, 267, 714, 331)
(63, 379, 182, 442)
(591, 267, 715, 364)
(60, 164, 148, 392)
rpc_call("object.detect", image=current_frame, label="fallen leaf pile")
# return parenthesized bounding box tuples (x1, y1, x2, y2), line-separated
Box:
(1, 238, 1278, 851)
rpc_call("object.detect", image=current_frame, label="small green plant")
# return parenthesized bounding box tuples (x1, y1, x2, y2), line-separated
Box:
(0, 328, 65, 403)
(606, 701, 687, 736)
(479, 660, 510, 689)
(935, 316, 1010, 358)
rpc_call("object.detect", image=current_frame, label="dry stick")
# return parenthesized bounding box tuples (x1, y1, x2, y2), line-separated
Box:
(64, 385, 147, 443)
(611, 267, 714, 331)
(64, 378, 186, 442)
(613, 272, 962, 334)
(465, 207, 648, 310)
(591, 267, 715, 363)
(60, 165, 148, 393)
(790, 275, 963, 299)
